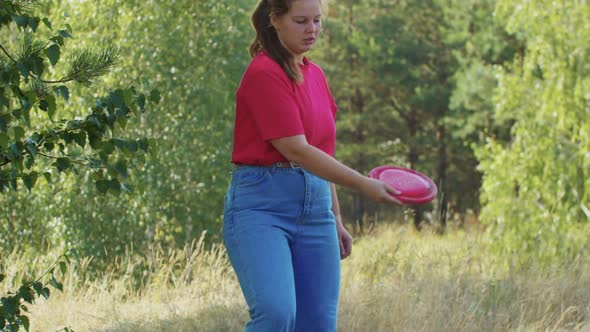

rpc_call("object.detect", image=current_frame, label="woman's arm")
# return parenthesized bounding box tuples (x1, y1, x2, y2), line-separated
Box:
(271, 135, 401, 204)
(331, 183, 353, 259)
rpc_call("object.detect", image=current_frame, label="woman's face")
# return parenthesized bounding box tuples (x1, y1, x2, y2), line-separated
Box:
(271, 0, 322, 61)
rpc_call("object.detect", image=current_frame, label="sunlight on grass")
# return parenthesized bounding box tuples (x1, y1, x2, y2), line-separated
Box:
(2, 224, 589, 331)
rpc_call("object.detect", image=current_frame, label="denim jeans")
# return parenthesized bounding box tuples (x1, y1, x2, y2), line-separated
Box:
(223, 165, 340, 332)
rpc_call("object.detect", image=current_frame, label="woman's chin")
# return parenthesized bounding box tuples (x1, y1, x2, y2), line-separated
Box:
(299, 45, 313, 53)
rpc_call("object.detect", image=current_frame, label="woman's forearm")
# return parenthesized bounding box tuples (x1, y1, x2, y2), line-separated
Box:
(271, 135, 400, 204)
(272, 135, 366, 191)
(330, 183, 343, 223)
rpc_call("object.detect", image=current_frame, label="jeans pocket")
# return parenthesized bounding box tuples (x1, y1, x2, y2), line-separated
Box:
(235, 169, 270, 188)
(233, 169, 273, 211)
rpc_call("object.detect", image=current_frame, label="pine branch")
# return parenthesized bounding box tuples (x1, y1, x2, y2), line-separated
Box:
(19, 33, 46, 59)
(45, 47, 119, 85)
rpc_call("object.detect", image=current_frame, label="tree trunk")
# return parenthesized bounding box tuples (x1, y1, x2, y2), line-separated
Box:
(436, 122, 448, 232)
(351, 86, 367, 234)
(407, 110, 423, 231)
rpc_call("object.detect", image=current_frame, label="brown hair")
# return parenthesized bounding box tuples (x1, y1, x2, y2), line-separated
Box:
(249, 0, 302, 83)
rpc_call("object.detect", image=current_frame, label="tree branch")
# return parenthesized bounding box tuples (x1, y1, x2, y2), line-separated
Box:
(36, 151, 105, 168)
(0, 43, 17, 63)
(41, 77, 76, 84)
(0, 42, 73, 84)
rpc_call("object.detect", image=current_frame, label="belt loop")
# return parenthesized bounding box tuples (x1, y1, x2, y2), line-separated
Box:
(274, 161, 300, 168)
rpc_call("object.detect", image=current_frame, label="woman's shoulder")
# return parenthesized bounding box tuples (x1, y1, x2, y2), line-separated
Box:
(305, 58, 326, 76)
(241, 52, 291, 87)
(246, 52, 286, 77)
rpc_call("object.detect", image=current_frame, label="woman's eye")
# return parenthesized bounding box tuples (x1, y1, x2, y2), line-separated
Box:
(296, 20, 306, 24)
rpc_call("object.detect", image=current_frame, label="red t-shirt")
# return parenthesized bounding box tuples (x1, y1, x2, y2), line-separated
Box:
(231, 52, 338, 165)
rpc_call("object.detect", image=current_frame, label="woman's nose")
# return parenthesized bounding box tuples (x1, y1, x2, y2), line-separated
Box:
(305, 22, 321, 33)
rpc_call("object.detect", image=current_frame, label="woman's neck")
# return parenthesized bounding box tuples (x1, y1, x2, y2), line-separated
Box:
(294, 55, 305, 65)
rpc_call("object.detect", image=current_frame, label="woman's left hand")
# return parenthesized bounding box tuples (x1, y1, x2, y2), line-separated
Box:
(335, 216, 353, 260)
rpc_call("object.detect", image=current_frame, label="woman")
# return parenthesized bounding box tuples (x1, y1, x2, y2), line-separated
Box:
(223, 0, 401, 331)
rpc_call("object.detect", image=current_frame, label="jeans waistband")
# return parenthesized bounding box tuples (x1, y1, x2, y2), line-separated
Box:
(235, 161, 301, 169)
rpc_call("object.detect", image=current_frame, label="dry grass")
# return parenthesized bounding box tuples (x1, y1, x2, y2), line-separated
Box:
(2, 224, 589, 332)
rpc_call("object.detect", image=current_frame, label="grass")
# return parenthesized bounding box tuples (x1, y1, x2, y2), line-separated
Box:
(2, 224, 589, 332)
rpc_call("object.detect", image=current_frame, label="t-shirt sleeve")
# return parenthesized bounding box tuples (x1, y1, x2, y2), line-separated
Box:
(240, 69, 304, 141)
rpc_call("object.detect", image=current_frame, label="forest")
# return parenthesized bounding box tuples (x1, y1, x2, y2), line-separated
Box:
(1, 0, 589, 331)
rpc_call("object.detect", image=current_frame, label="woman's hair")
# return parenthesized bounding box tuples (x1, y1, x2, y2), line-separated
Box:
(249, 0, 302, 83)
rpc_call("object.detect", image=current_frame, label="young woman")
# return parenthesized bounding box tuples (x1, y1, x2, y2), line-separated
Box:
(223, 0, 401, 330)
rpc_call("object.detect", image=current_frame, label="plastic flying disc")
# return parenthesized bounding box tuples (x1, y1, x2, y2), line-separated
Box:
(368, 165, 437, 204)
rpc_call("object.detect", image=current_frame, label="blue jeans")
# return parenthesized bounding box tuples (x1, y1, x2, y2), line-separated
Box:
(223, 166, 341, 332)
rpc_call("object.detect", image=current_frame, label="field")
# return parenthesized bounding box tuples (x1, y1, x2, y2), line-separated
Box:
(3, 223, 589, 332)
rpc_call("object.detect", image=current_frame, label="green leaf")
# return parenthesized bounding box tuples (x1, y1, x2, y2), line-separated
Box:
(49, 276, 63, 292)
(28, 16, 40, 31)
(41, 287, 50, 299)
(1, 297, 17, 315)
(42, 17, 53, 30)
(9, 142, 22, 160)
(54, 158, 70, 172)
(14, 15, 27, 28)
(108, 178, 121, 193)
(43, 94, 57, 120)
(136, 93, 146, 112)
(45, 44, 61, 66)
(123, 88, 133, 106)
(74, 131, 86, 148)
(25, 156, 34, 169)
(32, 282, 43, 295)
(50, 35, 64, 46)
(18, 286, 34, 303)
(22, 172, 38, 191)
(13, 126, 25, 141)
(110, 89, 125, 108)
(57, 29, 72, 38)
(138, 138, 149, 153)
(59, 261, 67, 275)
(31, 56, 45, 77)
(55, 85, 69, 101)
(0, 133, 9, 148)
(113, 161, 128, 178)
(95, 179, 109, 193)
(16, 61, 31, 78)
(149, 89, 161, 104)
(39, 99, 49, 112)
(20, 315, 30, 331)
(43, 172, 51, 183)
(26, 141, 37, 157)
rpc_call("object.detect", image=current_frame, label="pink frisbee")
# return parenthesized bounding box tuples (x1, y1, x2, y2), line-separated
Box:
(368, 165, 437, 204)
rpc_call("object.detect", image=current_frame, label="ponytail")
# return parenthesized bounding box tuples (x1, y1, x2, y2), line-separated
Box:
(249, 0, 303, 83)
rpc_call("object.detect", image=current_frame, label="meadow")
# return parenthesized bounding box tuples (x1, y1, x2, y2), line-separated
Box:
(3, 223, 588, 332)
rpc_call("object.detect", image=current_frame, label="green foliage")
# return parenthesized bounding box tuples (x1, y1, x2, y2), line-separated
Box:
(0, 249, 77, 332)
(1, 0, 251, 264)
(477, 0, 590, 266)
(0, 0, 157, 195)
(315, 0, 512, 226)
(1, 1, 156, 329)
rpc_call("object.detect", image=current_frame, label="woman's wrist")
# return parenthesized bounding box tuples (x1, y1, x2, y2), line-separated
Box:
(333, 213, 343, 226)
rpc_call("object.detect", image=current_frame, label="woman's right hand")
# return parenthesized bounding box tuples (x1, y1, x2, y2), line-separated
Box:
(359, 177, 403, 205)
